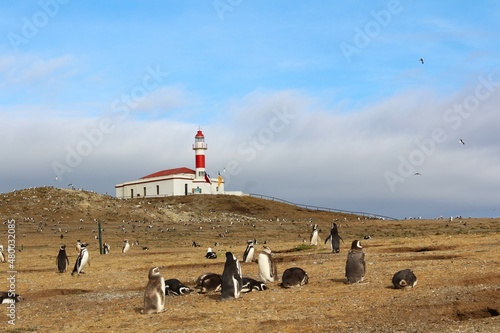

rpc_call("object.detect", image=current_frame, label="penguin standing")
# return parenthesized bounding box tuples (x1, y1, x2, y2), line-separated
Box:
(345, 240, 365, 283)
(242, 240, 255, 263)
(71, 243, 89, 276)
(309, 224, 319, 246)
(122, 239, 130, 253)
(281, 267, 309, 288)
(56, 245, 70, 273)
(142, 266, 166, 314)
(103, 243, 110, 254)
(392, 269, 418, 289)
(325, 223, 343, 253)
(221, 252, 243, 301)
(258, 246, 278, 282)
(205, 247, 217, 259)
(0, 245, 5, 263)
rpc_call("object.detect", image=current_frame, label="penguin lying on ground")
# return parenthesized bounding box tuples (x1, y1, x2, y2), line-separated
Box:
(241, 277, 268, 293)
(392, 269, 417, 289)
(165, 279, 192, 296)
(0, 292, 22, 304)
(280, 267, 308, 288)
(195, 273, 222, 293)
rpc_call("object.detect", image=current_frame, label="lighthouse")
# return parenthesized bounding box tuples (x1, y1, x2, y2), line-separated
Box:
(115, 129, 229, 198)
(193, 130, 208, 180)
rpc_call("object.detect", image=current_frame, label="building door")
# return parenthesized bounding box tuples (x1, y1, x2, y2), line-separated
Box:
(184, 184, 188, 196)
(130, 189, 134, 198)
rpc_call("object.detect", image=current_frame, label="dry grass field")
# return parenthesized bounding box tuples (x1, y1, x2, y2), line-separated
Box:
(0, 187, 499, 333)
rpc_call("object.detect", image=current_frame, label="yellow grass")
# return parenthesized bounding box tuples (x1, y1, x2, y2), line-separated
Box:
(0, 187, 499, 332)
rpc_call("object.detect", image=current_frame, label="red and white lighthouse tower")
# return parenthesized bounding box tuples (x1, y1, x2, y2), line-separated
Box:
(192, 130, 208, 180)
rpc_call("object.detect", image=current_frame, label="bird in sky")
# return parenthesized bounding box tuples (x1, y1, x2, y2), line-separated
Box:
(419, 58, 424, 64)
(459, 139, 465, 145)
(414, 172, 422, 176)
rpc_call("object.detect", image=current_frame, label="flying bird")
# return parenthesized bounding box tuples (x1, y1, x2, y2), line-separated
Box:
(419, 58, 424, 64)
(414, 173, 421, 176)
(459, 139, 465, 145)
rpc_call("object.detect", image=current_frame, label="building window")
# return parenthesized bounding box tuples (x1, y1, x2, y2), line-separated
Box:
(156, 185, 160, 195)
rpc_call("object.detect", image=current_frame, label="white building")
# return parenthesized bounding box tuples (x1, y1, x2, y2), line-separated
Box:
(115, 130, 224, 198)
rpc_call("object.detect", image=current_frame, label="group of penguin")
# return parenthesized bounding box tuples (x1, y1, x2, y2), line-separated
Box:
(142, 240, 311, 314)
(55, 222, 417, 315)
(57, 239, 129, 276)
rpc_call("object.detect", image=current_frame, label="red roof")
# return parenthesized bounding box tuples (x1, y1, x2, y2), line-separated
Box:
(140, 167, 195, 179)
(195, 130, 204, 138)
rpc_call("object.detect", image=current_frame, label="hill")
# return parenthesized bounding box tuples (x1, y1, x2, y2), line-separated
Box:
(0, 187, 498, 332)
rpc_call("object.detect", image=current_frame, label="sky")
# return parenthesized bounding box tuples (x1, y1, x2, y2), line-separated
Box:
(1, 0, 500, 219)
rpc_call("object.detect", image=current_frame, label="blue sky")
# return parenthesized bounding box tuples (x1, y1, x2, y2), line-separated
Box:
(2, 0, 500, 219)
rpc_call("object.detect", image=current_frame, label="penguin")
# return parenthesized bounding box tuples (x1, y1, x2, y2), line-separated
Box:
(241, 277, 268, 293)
(392, 269, 418, 289)
(142, 266, 166, 314)
(205, 247, 217, 259)
(221, 251, 243, 301)
(122, 239, 130, 253)
(165, 279, 192, 296)
(75, 240, 81, 254)
(71, 243, 89, 276)
(0, 245, 5, 263)
(242, 240, 255, 263)
(103, 242, 110, 254)
(345, 240, 365, 283)
(324, 223, 343, 253)
(0, 292, 22, 304)
(194, 273, 222, 293)
(258, 246, 278, 282)
(280, 267, 309, 288)
(56, 245, 70, 273)
(310, 224, 319, 246)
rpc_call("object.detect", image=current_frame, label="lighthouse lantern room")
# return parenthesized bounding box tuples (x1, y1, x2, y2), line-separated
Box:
(115, 130, 224, 198)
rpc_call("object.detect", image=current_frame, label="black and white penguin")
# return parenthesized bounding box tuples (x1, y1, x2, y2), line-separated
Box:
(392, 269, 418, 289)
(0, 245, 5, 263)
(71, 243, 89, 276)
(142, 266, 166, 314)
(258, 246, 278, 282)
(165, 279, 192, 296)
(56, 245, 69, 273)
(241, 277, 268, 293)
(194, 273, 222, 293)
(281, 267, 309, 288)
(205, 247, 217, 259)
(345, 240, 365, 283)
(0, 292, 22, 304)
(103, 242, 110, 254)
(325, 223, 343, 253)
(122, 239, 130, 253)
(309, 224, 319, 245)
(221, 252, 243, 301)
(242, 240, 255, 263)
